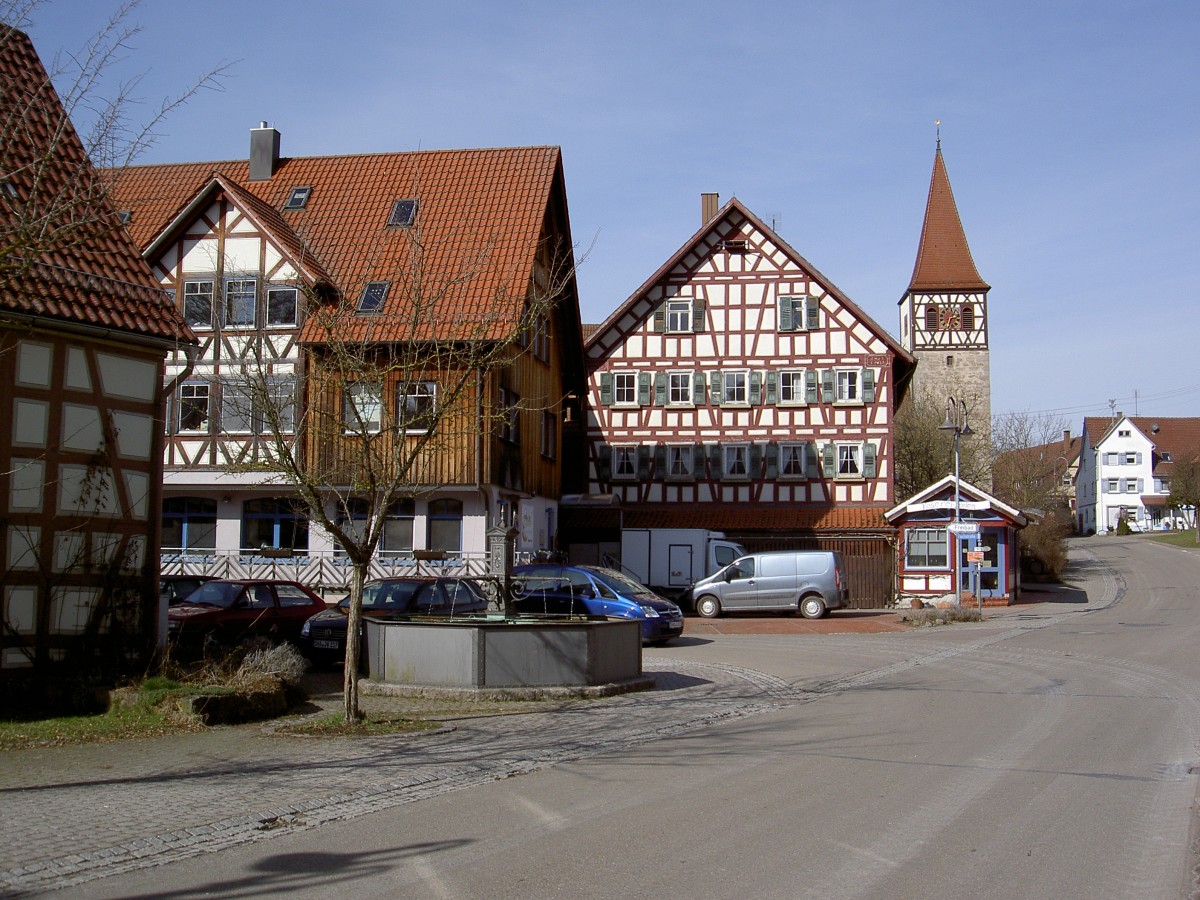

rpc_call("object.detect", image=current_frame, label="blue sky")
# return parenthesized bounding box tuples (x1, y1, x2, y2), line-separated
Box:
(23, 0, 1200, 428)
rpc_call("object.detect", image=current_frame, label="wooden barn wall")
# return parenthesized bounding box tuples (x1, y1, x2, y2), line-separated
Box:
(728, 533, 895, 609)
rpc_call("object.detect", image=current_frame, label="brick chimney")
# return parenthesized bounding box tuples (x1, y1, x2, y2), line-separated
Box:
(1062, 429, 1071, 450)
(701, 192, 719, 225)
(249, 122, 280, 181)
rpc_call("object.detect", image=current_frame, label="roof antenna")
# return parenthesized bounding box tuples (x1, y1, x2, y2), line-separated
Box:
(934, 119, 941, 151)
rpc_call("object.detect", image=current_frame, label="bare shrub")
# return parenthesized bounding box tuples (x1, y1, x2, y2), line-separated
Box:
(235, 643, 309, 689)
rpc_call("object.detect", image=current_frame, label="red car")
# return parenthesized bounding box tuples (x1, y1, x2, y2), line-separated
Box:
(167, 579, 328, 653)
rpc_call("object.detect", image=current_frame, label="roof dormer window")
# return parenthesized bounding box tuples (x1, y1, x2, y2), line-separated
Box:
(283, 186, 311, 210)
(357, 281, 390, 313)
(387, 199, 418, 227)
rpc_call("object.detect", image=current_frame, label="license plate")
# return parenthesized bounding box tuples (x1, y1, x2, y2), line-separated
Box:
(312, 640, 340, 650)
(668, 621, 682, 630)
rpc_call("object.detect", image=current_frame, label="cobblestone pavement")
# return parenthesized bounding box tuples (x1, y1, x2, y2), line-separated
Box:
(0, 589, 1095, 897)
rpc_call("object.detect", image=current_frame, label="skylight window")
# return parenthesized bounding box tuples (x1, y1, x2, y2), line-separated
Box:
(1, 181, 17, 199)
(117, 210, 132, 225)
(357, 281, 390, 313)
(387, 199, 418, 227)
(283, 186, 311, 210)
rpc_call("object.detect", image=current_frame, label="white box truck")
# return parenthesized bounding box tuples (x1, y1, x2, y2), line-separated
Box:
(618, 528, 746, 603)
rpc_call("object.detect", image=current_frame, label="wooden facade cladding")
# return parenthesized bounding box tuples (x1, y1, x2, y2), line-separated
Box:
(584, 198, 911, 509)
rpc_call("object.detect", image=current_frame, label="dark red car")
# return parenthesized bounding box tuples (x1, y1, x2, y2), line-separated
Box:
(167, 579, 328, 653)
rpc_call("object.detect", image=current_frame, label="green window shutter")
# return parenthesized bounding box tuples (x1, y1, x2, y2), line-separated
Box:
(654, 444, 666, 479)
(778, 297, 794, 332)
(710, 372, 722, 405)
(652, 303, 665, 333)
(805, 296, 820, 330)
(765, 442, 779, 479)
(637, 445, 651, 480)
(599, 372, 613, 406)
(750, 371, 763, 405)
(692, 444, 704, 480)
(654, 373, 667, 406)
(862, 368, 876, 403)
(805, 370, 819, 404)
(692, 297, 706, 332)
(708, 444, 722, 479)
(596, 447, 611, 482)
(864, 442, 877, 478)
(637, 372, 651, 405)
(765, 371, 778, 405)
(821, 369, 834, 403)
(693, 372, 706, 405)
(801, 441, 815, 478)
(750, 443, 763, 476)
(821, 442, 836, 478)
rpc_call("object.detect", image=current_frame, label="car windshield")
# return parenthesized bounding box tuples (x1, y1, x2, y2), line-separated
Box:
(182, 582, 245, 609)
(588, 568, 654, 596)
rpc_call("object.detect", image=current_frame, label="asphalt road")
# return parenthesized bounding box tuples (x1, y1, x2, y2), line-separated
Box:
(38, 536, 1200, 899)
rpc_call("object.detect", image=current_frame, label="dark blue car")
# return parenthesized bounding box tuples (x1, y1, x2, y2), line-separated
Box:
(512, 564, 684, 645)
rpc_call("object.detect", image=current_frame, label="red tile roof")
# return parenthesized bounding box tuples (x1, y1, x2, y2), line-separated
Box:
(1082, 415, 1200, 474)
(107, 143, 567, 343)
(906, 147, 989, 293)
(0, 27, 194, 344)
(623, 505, 893, 532)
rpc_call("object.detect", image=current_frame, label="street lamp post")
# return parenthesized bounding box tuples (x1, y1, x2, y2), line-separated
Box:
(939, 396, 974, 608)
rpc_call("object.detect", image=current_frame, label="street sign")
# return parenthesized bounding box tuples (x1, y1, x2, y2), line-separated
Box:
(966, 550, 985, 563)
(947, 522, 980, 535)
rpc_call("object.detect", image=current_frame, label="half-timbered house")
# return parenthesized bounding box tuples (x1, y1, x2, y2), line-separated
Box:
(564, 195, 914, 606)
(0, 27, 196, 685)
(107, 129, 584, 590)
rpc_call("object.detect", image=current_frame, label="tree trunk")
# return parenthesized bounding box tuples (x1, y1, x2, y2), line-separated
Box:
(342, 562, 368, 721)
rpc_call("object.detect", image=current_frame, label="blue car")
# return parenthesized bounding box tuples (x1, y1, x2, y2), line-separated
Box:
(512, 564, 684, 645)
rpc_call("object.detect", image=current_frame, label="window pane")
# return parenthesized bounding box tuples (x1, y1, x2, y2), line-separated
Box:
(266, 286, 297, 326)
(224, 279, 256, 327)
(183, 281, 213, 328)
(179, 383, 209, 431)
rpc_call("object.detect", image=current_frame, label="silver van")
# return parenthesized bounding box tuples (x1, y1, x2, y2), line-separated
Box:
(688, 550, 849, 619)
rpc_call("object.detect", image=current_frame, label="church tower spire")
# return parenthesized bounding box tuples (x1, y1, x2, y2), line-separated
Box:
(900, 138, 992, 454)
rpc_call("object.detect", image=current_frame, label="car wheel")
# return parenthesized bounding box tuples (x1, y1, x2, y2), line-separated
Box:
(695, 595, 721, 618)
(799, 595, 826, 619)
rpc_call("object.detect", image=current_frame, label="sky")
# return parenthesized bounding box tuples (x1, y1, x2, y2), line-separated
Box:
(20, 0, 1200, 430)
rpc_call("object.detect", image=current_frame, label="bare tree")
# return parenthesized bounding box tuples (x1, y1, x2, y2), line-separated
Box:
(893, 386, 991, 503)
(1167, 453, 1200, 539)
(0, 1, 227, 292)
(221, 223, 578, 721)
(991, 410, 1075, 579)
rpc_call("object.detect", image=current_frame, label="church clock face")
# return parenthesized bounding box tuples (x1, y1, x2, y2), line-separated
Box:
(938, 306, 960, 330)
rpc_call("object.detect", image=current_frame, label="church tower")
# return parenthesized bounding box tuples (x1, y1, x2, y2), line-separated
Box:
(899, 139, 992, 442)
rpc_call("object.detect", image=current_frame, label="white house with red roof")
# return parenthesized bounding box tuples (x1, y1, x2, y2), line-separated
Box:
(107, 128, 585, 588)
(1076, 416, 1200, 533)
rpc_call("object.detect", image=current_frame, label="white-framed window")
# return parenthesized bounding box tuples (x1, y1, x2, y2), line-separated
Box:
(668, 372, 692, 406)
(178, 382, 210, 433)
(666, 445, 693, 478)
(779, 442, 808, 478)
(1124, 479, 1140, 493)
(779, 369, 806, 405)
(612, 446, 638, 480)
(344, 382, 382, 433)
(219, 379, 253, 434)
(1124, 452, 1137, 465)
(1118, 429, 1131, 437)
(263, 377, 296, 434)
(906, 527, 949, 569)
(1105, 478, 1119, 493)
(836, 369, 859, 403)
(224, 278, 257, 328)
(723, 444, 750, 478)
(666, 298, 692, 333)
(837, 443, 862, 479)
(266, 285, 298, 327)
(613, 372, 637, 406)
(722, 371, 748, 405)
(778, 294, 817, 332)
(183, 280, 214, 329)
(398, 381, 437, 434)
